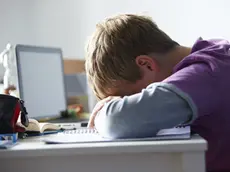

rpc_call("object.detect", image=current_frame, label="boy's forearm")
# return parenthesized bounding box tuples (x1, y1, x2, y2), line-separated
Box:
(95, 83, 197, 139)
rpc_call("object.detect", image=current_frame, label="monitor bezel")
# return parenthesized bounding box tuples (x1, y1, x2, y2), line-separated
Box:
(15, 44, 68, 120)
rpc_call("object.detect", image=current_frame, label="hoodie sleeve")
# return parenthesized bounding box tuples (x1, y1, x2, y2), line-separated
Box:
(94, 82, 197, 139)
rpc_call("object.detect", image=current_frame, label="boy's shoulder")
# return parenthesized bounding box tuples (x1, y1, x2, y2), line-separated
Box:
(173, 38, 230, 74)
(163, 38, 230, 118)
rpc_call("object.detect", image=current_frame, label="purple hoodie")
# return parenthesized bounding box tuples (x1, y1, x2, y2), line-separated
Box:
(95, 38, 230, 172)
(164, 38, 230, 171)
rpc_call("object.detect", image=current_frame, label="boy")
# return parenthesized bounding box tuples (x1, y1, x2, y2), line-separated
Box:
(85, 14, 230, 172)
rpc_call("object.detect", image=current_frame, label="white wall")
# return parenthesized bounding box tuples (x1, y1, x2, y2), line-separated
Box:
(76, 0, 230, 53)
(1, 0, 230, 59)
(32, 0, 85, 58)
(0, 0, 37, 51)
(31, 0, 230, 59)
(1, 0, 88, 59)
(0, 0, 37, 78)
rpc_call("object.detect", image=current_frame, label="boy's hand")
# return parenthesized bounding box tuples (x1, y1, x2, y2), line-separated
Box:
(87, 96, 120, 128)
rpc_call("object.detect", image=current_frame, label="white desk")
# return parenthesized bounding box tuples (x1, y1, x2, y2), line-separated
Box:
(0, 135, 207, 172)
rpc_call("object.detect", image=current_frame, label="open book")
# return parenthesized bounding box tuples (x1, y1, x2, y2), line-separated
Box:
(17, 118, 61, 134)
(43, 126, 191, 144)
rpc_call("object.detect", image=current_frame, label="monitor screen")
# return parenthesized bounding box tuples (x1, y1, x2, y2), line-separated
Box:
(16, 45, 67, 119)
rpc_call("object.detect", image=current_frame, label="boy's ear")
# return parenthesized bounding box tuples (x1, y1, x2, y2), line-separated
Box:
(135, 55, 158, 71)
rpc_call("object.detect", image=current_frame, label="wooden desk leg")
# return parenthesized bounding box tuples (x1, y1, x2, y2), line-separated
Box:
(182, 152, 206, 172)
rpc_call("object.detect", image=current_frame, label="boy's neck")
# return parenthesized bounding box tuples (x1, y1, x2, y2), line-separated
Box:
(171, 46, 191, 65)
(160, 46, 191, 76)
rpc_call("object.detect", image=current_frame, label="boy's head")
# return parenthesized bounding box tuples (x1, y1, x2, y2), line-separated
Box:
(85, 14, 179, 100)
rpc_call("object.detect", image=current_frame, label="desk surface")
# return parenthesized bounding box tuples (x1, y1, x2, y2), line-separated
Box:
(0, 135, 207, 158)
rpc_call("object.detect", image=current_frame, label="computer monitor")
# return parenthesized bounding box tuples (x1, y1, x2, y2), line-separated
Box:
(15, 45, 67, 119)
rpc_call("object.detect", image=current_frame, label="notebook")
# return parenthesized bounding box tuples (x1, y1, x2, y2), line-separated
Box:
(43, 126, 191, 144)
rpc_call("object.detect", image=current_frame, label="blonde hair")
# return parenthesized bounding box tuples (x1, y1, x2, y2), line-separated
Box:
(85, 14, 178, 99)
